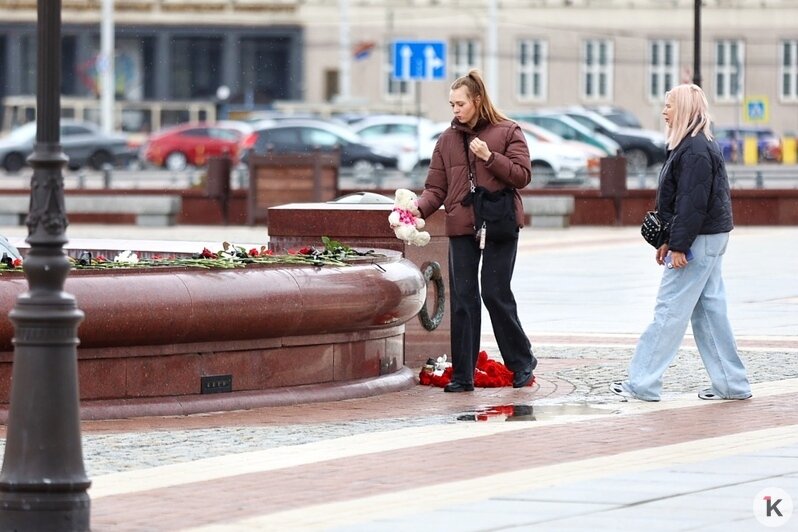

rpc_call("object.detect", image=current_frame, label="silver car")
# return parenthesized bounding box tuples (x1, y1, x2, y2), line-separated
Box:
(0, 120, 134, 173)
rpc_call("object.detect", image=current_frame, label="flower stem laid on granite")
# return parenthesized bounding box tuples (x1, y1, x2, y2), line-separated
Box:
(0, 237, 380, 273)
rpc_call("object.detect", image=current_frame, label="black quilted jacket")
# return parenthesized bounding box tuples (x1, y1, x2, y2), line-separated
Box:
(655, 133, 734, 253)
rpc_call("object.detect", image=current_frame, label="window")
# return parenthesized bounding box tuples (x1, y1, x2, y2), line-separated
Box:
(389, 124, 417, 135)
(19, 35, 37, 95)
(240, 37, 292, 102)
(183, 128, 209, 138)
(357, 125, 390, 139)
(211, 128, 241, 141)
(258, 128, 298, 151)
(517, 39, 548, 101)
(61, 125, 92, 137)
(300, 128, 340, 147)
(451, 39, 481, 79)
(171, 37, 222, 99)
(781, 40, 798, 101)
(581, 39, 613, 101)
(715, 39, 744, 102)
(648, 39, 679, 101)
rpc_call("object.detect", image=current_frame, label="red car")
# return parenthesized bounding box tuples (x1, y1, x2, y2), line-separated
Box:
(141, 121, 252, 171)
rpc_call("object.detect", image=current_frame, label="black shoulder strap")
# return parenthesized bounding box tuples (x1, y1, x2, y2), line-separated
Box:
(462, 133, 476, 192)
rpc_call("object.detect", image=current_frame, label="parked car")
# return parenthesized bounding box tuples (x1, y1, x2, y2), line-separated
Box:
(585, 105, 643, 129)
(0, 120, 135, 173)
(555, 107, 667, 172)
(349, 115, 448, 173)
(239, 119, 398, 178)
(511, 112, 621, 157)
(518, 121, 604, 174)
(523, 131, 589, 185)
(141, 121, 253, 171)
(713, 126, 782, 163)
(418, 125, 589, 186)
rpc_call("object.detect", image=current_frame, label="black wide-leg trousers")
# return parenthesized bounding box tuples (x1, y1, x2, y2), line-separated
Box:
(448, 235, 534, 384)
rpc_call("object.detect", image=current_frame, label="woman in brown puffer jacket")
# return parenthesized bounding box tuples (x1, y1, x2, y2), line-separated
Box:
(415, 69, 537, 392)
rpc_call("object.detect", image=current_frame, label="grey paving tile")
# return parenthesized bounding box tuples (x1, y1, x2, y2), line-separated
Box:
(497, 485, 668, 506)
(746, 443, 798, 457)
(526, 512, 704, 531)
(691, 520, 767, 532)
(330, 499, 616, 532)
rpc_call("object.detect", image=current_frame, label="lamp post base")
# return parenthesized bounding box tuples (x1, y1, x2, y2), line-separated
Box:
(0, 491, 90, 532)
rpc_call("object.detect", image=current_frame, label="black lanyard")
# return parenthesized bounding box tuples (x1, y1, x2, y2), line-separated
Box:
(462, 133, 476, 193)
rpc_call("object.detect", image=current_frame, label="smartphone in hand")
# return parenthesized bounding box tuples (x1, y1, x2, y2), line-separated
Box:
(664, 249, 694, 269)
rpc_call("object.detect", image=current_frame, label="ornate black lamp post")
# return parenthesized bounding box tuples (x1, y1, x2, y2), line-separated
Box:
(693, 0, 702, 87)
(0, 1, 91, 530)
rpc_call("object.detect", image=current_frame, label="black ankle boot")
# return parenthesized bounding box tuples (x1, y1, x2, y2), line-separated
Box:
(513, 356, 538, 388)
(444, 381, 474, 393)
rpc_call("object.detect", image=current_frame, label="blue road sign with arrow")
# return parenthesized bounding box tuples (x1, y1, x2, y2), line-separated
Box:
(392, 40, 446, 81)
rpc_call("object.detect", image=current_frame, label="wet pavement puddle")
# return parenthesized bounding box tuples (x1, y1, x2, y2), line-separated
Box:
(456, 403, 610, 422)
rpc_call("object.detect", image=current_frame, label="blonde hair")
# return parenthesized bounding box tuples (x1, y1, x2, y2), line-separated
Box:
(664, 83, 713, 150)
(450, 69, 508, 125)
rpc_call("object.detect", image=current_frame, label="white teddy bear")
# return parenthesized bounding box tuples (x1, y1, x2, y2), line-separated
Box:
(388, 188, 431, 247)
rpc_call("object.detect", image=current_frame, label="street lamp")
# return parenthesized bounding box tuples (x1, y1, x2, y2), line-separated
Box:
(693, 0, 702, 87)
(0, 1, 91, 530)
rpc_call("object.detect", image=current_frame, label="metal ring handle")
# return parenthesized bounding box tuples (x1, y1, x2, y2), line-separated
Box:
(418, 261, 445, 331)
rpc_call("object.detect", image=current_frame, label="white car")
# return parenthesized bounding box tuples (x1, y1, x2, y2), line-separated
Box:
(350, 115, 448, 173)
(524, 132, 589, 185)
(418, 126, 589, 186)
(518, 121, 604, 176)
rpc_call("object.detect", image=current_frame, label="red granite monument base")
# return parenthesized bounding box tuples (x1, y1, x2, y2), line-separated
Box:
(267, 201, 451, 367)
(0, 251, 424, 420)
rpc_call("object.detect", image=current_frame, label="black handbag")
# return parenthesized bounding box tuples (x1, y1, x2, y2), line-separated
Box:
(468, 186, 518, 242)
(461, 135, 518, 246)
(641, 210, 669, 248)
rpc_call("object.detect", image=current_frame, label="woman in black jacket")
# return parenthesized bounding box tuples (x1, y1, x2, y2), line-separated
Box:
(611, 84, 751, 402)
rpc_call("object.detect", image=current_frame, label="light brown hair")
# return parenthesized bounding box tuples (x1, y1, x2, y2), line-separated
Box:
(450, 69, 508, 125)
(665, 83, 714, 150)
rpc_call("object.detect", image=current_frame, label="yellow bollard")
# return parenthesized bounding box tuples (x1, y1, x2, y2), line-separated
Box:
(782, 136, 797, 164)
(742, 135, 758, 165)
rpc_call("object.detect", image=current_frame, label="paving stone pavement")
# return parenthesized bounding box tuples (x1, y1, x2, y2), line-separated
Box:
(0, 223, 796, 531)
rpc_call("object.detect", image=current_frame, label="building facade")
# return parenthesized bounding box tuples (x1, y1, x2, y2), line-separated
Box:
(0, 0, 796, 134)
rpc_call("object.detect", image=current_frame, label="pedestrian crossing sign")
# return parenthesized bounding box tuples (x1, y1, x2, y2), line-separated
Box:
(743, 96, 769, 123)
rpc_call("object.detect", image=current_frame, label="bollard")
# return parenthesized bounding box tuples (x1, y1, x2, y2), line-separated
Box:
(783, 135, 797, 164)
(743, 136, 758, 165)
(77, 171, 85, 189)
(599, 156, 627, 225)
(755, 171, 764, 189)
(102, 162, 113, 188)
(206, 155, 232, 224)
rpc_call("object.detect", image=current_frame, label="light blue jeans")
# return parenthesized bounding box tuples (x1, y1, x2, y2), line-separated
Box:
(622, 232, 751, 401)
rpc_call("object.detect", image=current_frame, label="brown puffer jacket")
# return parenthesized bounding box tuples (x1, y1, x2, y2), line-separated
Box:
(416, 117, 531, 237)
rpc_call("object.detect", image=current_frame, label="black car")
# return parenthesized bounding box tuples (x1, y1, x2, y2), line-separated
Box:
(558, 108, 667, 172)
(0, 120, 135, 173)
(240, 120, 398, 179)
(585, 105, 643, 129)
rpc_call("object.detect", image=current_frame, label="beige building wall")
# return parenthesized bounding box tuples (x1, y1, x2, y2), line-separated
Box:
(1, 0, 796, 133)
(294, 0, 798, 132)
